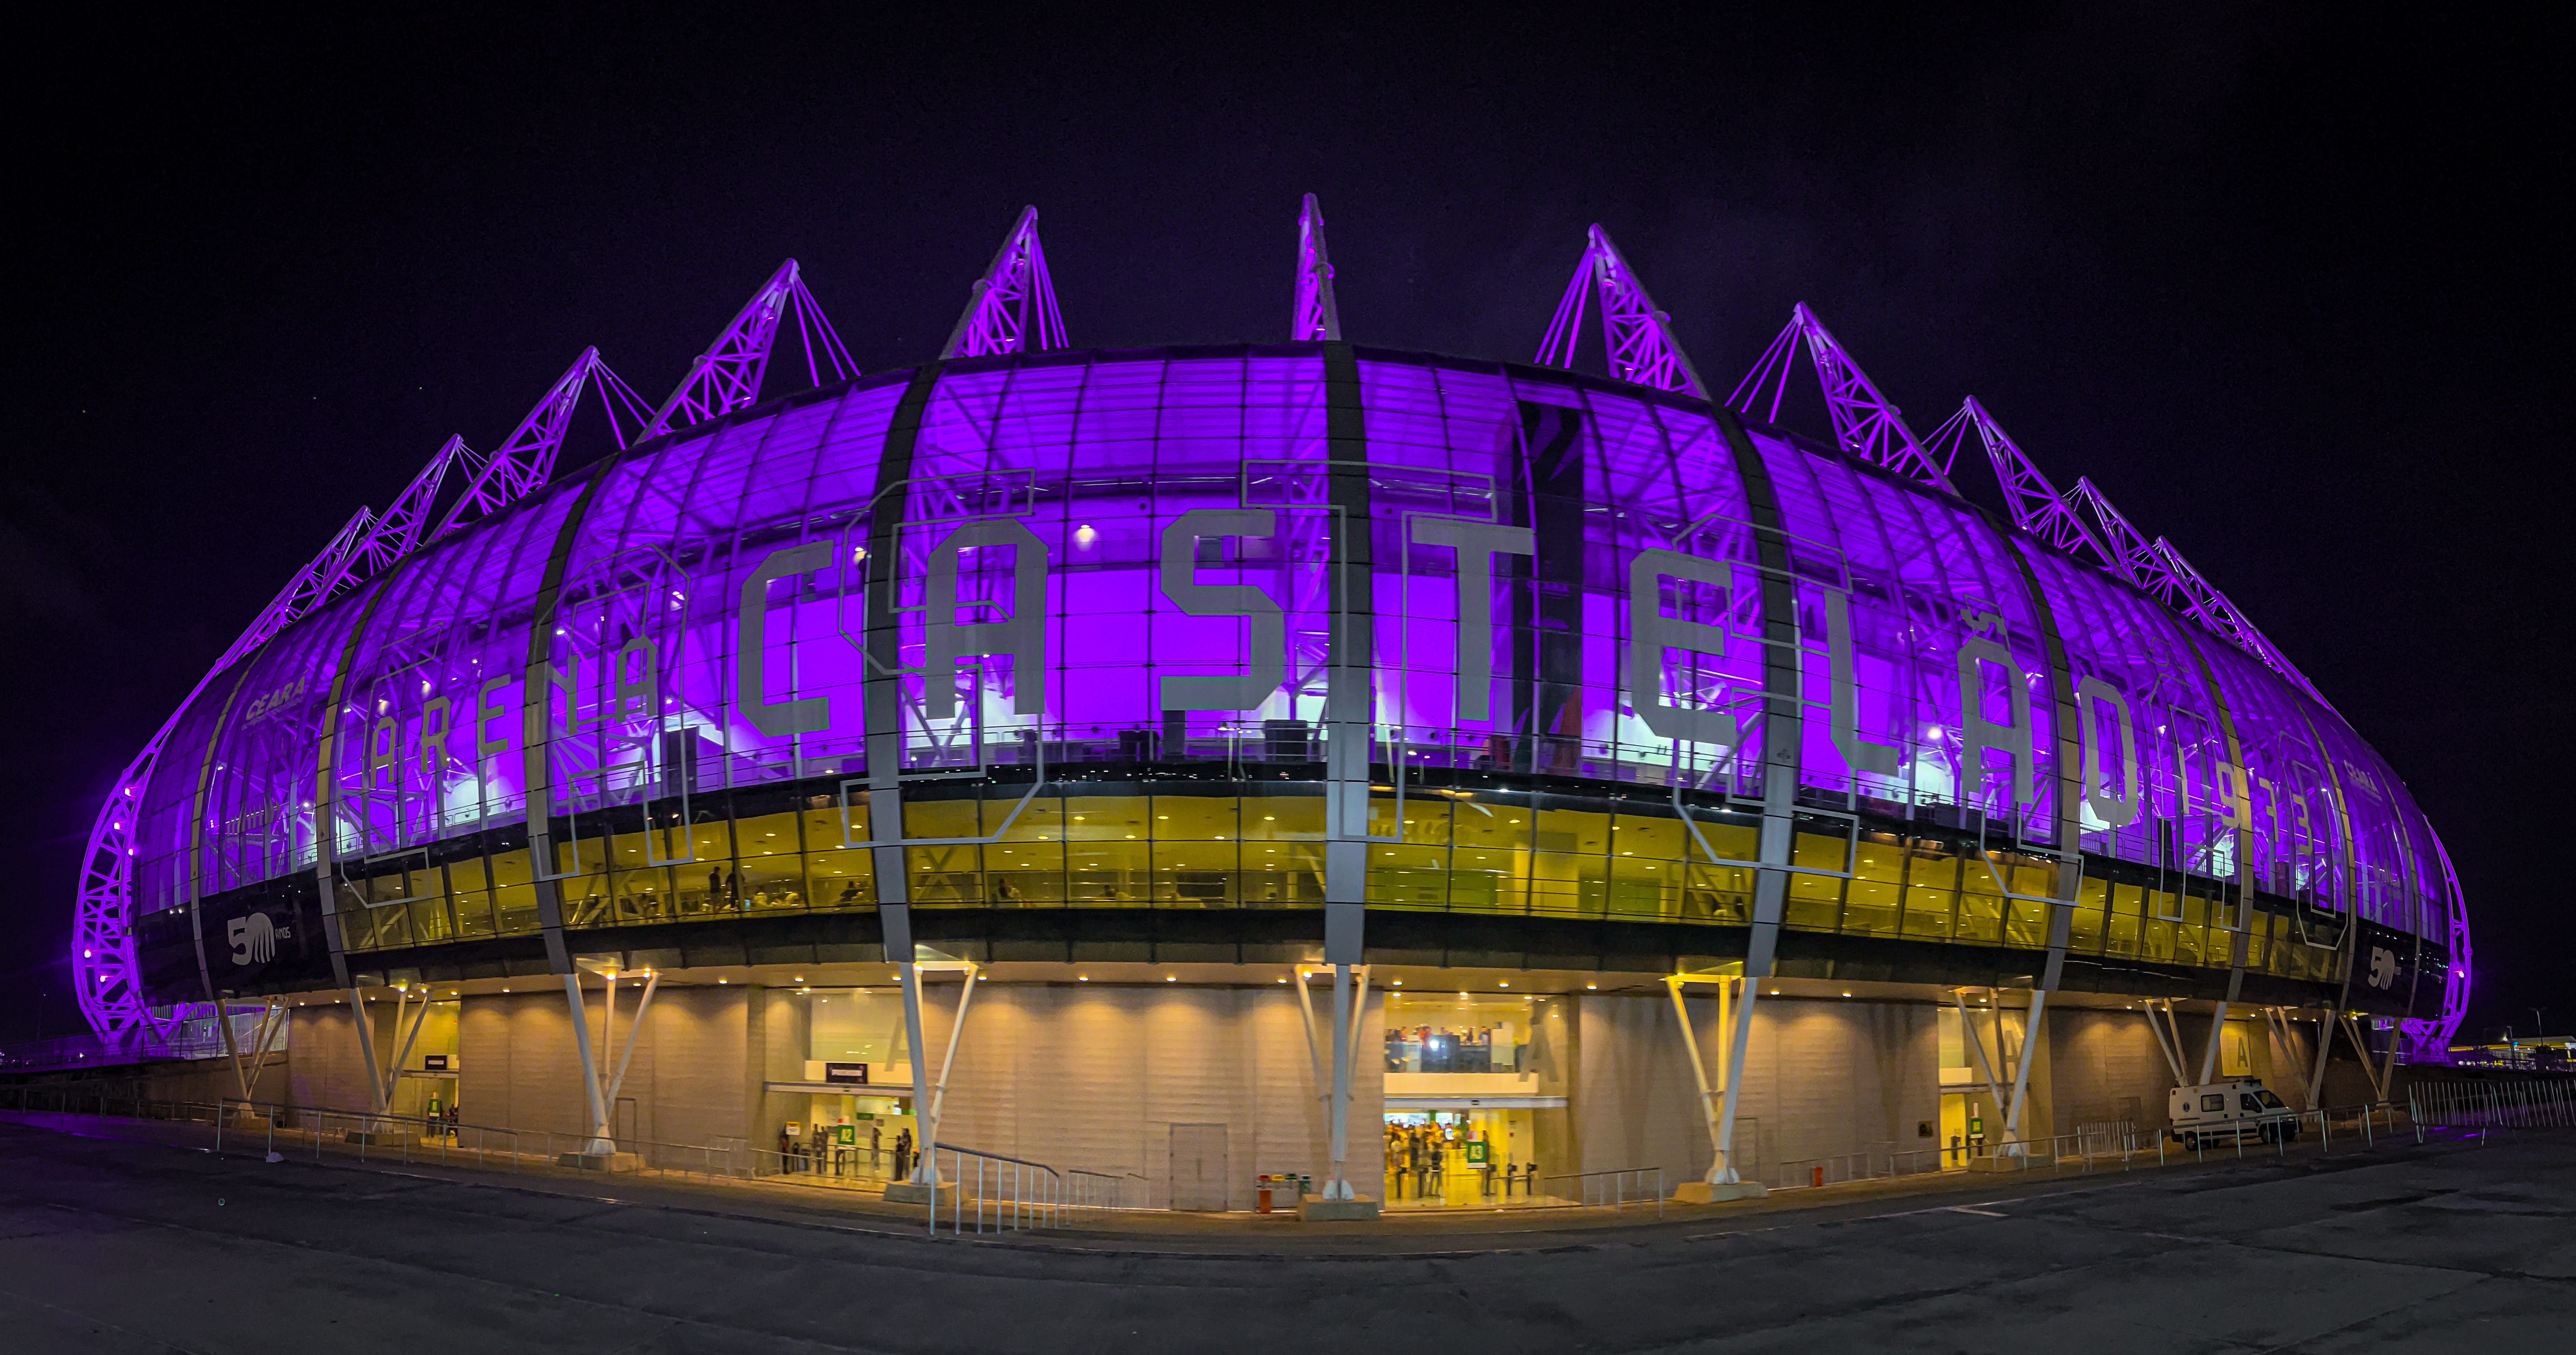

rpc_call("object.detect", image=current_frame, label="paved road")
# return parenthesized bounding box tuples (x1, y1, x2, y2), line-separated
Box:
(1, 1119, 2567, 1353)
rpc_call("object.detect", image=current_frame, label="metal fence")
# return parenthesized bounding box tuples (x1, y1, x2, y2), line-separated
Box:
(0, 1085, 752, 1179)
(0, 1085, 1144, 1240)
(0, 1008, 287, 1073)
(925, 1143, 1064, 1236)
(2409, 1078, 2576, 1134)
(1559, 1166, 1666, 1217)
(1765, 1102, 2419, 1188)
(1069, 1168, 1152, 1215)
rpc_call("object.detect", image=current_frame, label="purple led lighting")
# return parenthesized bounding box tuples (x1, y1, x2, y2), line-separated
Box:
(2067, 475, 2160, 589)
(642, 259, 856, 440)
(942, 206, 1067, 359)
(2402, 830, 2473, 1059)
(78, 214, 2467, 1046)
(436, 347, 649, 537)
(1730, 302, 1956, 494)
(1533, 224, 1707, 396)
(1291, 193, 1342, 342)
(1926, 398, 2122, 579)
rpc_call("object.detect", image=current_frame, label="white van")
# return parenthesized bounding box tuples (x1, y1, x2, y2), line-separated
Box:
(2168, 1079, 2300, 1149)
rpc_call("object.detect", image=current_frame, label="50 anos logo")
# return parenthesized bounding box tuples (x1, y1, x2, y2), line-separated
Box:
(227, 912, 291, 966)
(2366, 946, 2398, 990)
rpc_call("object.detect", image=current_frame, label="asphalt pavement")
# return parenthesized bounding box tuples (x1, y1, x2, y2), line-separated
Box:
(0, 1116, 2566, 1352)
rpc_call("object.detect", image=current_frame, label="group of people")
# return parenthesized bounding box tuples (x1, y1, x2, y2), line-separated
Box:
(779, 1121, 914, 1181)
(1382, 1122, 1542, 1202)
(1384, 1022, 1523, 1075)
(565, 870, 877, 925)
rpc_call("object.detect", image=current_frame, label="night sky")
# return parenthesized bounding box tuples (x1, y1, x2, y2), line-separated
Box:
(7, 7, 2565, 1043)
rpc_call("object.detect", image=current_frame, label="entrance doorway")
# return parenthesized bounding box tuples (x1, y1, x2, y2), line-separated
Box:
(1382, 1108, 1541, 1208)
(1169, 1123, 1228, 1211)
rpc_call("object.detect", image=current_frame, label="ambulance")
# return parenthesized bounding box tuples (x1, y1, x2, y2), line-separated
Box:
(2167, 1078, 2300, 1149)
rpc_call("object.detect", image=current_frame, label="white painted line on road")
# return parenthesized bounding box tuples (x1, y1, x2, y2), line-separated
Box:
(1947, 1207, 2007, 1217)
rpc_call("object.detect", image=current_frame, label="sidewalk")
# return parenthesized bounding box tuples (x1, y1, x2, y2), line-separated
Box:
(0, 1105, 2452, 1256)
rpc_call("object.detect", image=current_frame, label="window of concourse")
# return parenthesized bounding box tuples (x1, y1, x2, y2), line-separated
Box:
(312, 781, 2333, 983)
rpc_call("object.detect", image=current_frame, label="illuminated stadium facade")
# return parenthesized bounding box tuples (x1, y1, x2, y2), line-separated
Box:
(69, 199, 2468, 1206)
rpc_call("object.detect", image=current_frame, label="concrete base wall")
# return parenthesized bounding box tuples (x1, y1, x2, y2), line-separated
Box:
(1575, 993, 1946, 1184)
(456, 986, 759, 1152)
(214, 983, 2217, 1199)
(916, 983, 1383, 1212)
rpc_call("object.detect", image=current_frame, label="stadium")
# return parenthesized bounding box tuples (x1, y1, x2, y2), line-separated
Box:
(57, 199, 2468, 1212)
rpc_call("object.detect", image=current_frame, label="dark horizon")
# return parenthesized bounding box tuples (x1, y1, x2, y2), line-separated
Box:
(6, 7, 2566, 1045)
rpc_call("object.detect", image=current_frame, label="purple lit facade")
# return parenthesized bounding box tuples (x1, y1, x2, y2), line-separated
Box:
(68, 203, 2470, 1192)
(114, 348, 2458, 1018)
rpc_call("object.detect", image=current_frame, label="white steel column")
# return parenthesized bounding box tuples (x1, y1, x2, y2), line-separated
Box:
(2000, 989, 2047, 1153)
(1711, 975, 1759, 1184)
(347, 987, 386, 1116)
(1294, 962, 1370, 1200)
(1323, 962, 1369, 1200)
(601, 971, 660, 1114)
(2305, 1007, 2340, 1108)
(2197, 999, 2232, 1085)
(562, 973, 613, 1154)
(1668, 972, 1752, 1184)
(378, 987, 429, 1112)
(902, 958, 981, 1185)
(2142, 998, 2189, 1086)
(898, 959, 933, 1182)
(1956, 991, 2009, 1150)
(2339, 1012, 2397, 1105)
(921, 961, 979, 1175)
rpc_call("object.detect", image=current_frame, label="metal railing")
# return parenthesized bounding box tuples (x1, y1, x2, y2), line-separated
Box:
(2409, 1078, 2576, 1135)
(0, 1008, 288, 1073)
(740, 1143, 900, 1186)
(0, 1086, 746, 1181)
(1068, 1168, 1152, 1217)
(925, 1142, 1065, 1236)
(1560, 1166, 1665, 1218)
(1759, 1102, 2423, 1189)
(0, 1086, 1158, 1237)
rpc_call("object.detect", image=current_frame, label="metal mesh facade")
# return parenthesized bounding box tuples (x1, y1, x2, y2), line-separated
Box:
(122, 347, 2453, 1012)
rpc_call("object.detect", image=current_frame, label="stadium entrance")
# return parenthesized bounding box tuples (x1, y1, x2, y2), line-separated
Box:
(1383, 1107, 1545, 1206)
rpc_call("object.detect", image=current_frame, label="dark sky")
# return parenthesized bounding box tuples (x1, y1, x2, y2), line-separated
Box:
(6, 6, 2566, 1042)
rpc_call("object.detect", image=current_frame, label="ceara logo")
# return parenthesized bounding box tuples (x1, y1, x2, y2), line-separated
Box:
(2366, 946, 2397, 990)
(227, 912, 288, 965)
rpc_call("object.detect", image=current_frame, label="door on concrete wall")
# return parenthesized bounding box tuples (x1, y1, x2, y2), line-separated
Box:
(1940, 1094, 1969, 1168)
(1169, 1123, 1228, 1211)
(615, 1097, 639, 1152)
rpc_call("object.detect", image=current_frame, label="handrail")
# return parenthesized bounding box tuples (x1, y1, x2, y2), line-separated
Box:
(1065, 1168, 1151, 1214)
(0, 1086, 746, 1180)
(925, 1141, 1066, 1238)
(1557, 1165, 1665, 1218)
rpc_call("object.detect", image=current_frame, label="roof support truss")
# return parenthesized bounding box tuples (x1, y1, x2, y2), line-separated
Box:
(2151, 537, 2327, 703)
(1729, 303, 1955, 494)
(1292, 193, 1343, 342)
(364, 434, 467, 573)
(644, 259, 857, 439)
(2067, 477, 2161, 589)
(1534, 224, 1705, 396)
(2401, 833, 2472, 1059)
(74, 492, 390, 1043)
(1930, 398, 2121, 575)
(436, 347, 648, 537)
(943, 207, 1068, 359)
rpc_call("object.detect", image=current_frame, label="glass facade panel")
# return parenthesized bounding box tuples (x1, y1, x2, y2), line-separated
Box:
(136, 350, 2449, 998)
